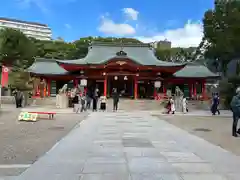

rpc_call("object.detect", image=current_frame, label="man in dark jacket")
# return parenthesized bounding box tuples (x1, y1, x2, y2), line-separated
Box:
(230, 87, 240, 137)
(13, 89, 23, 108)
(112, 88, 119, 111)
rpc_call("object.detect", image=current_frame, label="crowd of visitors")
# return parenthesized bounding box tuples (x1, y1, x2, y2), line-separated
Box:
(74, 87, 119, 113)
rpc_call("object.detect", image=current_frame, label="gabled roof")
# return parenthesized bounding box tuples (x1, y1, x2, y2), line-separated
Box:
(173, 64, 220, 78)
(57, 42, 185, 67)
(27, 58, 68, 75)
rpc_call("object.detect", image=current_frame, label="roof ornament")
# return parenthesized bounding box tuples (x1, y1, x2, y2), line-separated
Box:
(116, 39, 127, 56)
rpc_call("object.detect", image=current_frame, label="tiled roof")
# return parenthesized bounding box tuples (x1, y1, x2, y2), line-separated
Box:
(27, 58, 68, 75)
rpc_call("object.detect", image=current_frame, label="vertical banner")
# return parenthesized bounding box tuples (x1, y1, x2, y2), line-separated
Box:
(1, 66, 9, 87)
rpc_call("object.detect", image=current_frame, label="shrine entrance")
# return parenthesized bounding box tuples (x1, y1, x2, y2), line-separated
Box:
(108, 75, 134, 98)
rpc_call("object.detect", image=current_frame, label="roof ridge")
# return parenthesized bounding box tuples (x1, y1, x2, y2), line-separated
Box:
(91, 41, 150, 48)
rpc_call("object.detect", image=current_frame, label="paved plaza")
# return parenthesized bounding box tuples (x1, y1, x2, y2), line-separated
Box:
(12, 111, 240, 180)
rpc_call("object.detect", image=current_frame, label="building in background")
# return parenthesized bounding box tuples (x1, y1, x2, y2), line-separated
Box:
(152, 40, 171, 49)
(0, 17, 52, 40)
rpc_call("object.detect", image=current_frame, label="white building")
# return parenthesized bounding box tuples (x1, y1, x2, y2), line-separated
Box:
(0, 17, 52, 41)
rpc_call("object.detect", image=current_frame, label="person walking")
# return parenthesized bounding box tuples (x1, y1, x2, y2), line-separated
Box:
(92, 88, 99, 112)
(230, 87, 240, 137)
(112, 88, 119, 111)
(211, 93, 220, 115)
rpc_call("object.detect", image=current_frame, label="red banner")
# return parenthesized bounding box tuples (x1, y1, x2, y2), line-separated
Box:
(1, 66, 9, 87)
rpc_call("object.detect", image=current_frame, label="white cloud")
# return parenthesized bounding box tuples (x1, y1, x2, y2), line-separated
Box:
(135, 20, 203, 48)
(98, 16, 136, 35)
(64, 23, 71, 29)
(122, 8, 139, 21)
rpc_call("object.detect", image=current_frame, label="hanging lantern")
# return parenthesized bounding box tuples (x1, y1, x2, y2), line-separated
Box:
(103, 72, 106, 76)
(154, 81, 161, 88)
(114, 76, 118, 80)
(80, 79, 87, 86)
(124, 76, 128, 80)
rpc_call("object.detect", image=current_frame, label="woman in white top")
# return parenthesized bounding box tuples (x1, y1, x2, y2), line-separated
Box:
(99, 95, 106, 111)
(170, 97, 175, 114)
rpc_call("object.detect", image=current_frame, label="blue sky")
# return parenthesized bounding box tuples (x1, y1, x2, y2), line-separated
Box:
(1, 0, 214, 47)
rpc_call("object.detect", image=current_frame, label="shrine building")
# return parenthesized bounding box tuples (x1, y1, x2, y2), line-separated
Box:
(27, 42, 219, 99)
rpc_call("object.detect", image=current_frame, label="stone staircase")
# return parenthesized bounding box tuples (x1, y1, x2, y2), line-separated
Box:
(29, 97, 164, 111)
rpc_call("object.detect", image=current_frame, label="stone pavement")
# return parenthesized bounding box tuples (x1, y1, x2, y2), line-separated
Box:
(14, 112, 240, 180)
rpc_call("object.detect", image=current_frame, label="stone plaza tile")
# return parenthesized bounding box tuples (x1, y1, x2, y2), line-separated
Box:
(124, 147, 164, 158)
(85, 157, 126, 164)
(160, 152, 206, 163)
(87, 149, 125, 158)
(181, 173, 228, 180)
(82, 163, 128, 173)
(128, 160, 176, 173)
(131, 173, 182, 180)
(172, 163, 214, 173)
(79, 173, 131, 180)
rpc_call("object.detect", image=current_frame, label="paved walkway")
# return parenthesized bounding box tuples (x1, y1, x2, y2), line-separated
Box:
(15, 112, 240, 180)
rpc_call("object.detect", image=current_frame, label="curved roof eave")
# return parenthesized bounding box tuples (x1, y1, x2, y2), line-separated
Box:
(56, 58, 87, 65)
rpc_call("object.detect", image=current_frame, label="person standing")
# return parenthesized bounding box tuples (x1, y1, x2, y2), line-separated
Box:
(86, 89, 92, 109)
(211, 93, 220, 115)
(230, 87, 240, 137)
(170, 97, 175, 114)
(182, 96, 188, 113)
(99, 94, 107, 111)
(112, 88, 119, 111)
(13, 89, 23, 108)
(80, 92, 86, 112)
(92, 88, 99, 112)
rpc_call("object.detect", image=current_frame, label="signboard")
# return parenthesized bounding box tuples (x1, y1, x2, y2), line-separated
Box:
(18, 112, 38, 122)
(154, 81, 161, 88)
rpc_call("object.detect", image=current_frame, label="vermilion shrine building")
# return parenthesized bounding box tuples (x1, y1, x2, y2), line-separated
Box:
(27, 42, 219, 99)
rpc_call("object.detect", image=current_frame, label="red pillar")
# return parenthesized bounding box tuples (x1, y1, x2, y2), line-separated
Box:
(134, 77, 138, 99)
(74, 79, 78, 87)
(202, 80, 206, 99)
(104, 76, 107, 96)
(193, 83, 197, 96)
(47, 79, 51, 97)
(163, 84, 166, 95)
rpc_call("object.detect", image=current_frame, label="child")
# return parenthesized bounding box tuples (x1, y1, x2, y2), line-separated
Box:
(76, 93, 86, 113)
(80, 92, 86, 112)
(99, 94, 107, 111)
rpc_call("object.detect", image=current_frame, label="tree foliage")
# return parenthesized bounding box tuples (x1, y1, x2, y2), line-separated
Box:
(201, 0, 240, 74)
(0, 28, 36, 70)
(155, 47, 196, 62)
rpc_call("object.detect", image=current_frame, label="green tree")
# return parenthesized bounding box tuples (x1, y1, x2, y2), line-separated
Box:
(155, 47, 196, 62)
(201, 0, 240, 75)
(0, 28, 36, 70)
